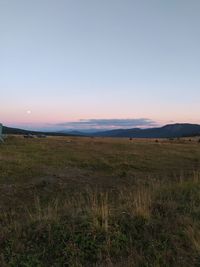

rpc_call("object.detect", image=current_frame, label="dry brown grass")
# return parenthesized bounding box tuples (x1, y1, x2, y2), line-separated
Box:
(185, 224, 200, 253)
(1, 136, 200, 266)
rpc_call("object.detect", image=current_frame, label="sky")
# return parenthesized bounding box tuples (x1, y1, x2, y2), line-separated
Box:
(1, 0, 200, 131)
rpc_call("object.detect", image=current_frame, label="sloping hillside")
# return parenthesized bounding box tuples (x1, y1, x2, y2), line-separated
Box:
(93, 123, 200, 138)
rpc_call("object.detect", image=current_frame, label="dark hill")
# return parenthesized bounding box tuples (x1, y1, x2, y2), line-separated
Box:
(2, 126, 72, 137)
(92, 123, 200, 138)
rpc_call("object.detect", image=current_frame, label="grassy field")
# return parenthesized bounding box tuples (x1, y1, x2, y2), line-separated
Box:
(1, 135, 200, 266)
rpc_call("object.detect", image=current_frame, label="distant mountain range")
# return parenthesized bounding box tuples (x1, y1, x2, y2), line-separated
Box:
(91, 124, 200, 138)
(2, 123, 200, 138)
(2, 126, 72, 137)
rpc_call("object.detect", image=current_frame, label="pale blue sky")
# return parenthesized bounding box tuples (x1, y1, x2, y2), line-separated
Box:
(1, 0, 200, 130)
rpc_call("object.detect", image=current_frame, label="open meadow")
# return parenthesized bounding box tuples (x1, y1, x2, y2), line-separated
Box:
(1, 135, 200, 266)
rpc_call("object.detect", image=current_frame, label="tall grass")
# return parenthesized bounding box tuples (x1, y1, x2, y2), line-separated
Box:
(1, 136, 200, 266)
(1, 174, 200, 266)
